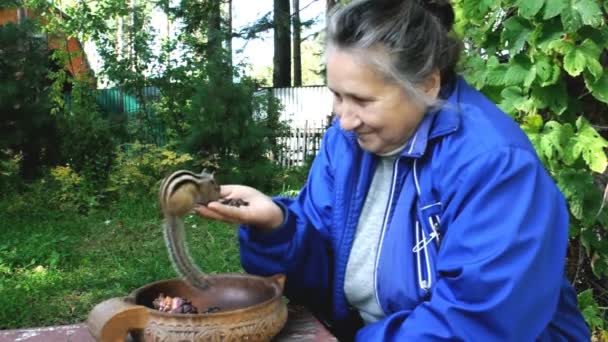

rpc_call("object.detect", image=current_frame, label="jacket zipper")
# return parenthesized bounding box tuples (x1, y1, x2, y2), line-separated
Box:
(373, 157, 400, 313)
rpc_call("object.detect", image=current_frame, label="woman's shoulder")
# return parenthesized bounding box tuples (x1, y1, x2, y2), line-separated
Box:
(427, 79, 550, 187)
(439, 78, 538, 160)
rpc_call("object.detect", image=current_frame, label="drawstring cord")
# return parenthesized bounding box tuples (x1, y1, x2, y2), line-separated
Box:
(412, 159, 441, 291)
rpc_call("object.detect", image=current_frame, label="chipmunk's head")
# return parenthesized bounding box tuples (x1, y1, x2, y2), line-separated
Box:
(159, 170, 222, 217)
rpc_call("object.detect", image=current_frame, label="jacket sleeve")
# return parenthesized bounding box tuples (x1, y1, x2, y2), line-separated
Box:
(238, 127, 338, 309)
(357, 146, 573, 341)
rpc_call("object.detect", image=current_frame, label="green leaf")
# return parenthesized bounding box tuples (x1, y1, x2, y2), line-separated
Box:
(561, 6, 583, 32)
(585, 59, 604, 81)
(535, 58, 553, 82)
(540, 120, 574, 161)
(569, 117, 608, 173)
(524, 65, 537, 88)
(579, 38, 602, 60)
(462, 55, 487, 89)
(522, 113, 544, 133)
(578, 39, 604, 81)
(547, 39, 575, 55)
(536, 19, 566, 50)
(499, 86, 525, 115)
(534, 56, 561, 86)
(517, 0, 545, 18)
(555, 168, 595, 221)
(532, 82, 568, 115)
(585, 73, 608, 104)
(502, 17, 534, 56)
(563, 48, 587, 76)
(505, 61, 531, 85)
(577, 289, 596, 311)
(543, 0, 568, 19)
(462, 0, 495, 22)
(574, 0, 603, 27)
(486, 64, 509, 86)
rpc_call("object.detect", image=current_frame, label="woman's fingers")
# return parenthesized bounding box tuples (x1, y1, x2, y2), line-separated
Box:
(195, 202, 248, 225)
(218, 185, 239, 198)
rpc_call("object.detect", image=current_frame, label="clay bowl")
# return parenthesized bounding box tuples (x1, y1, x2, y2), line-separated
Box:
(86, 273, 287, 342)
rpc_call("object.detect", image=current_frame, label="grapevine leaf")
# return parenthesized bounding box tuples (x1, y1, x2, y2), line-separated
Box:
(524, 65, 537, 88)
(462, 55, 487, 89)
(579, 38, 602, 60)
(537, 19, 566, 50)
(540, 120, 573, 161)
(547, 39, 575, 55)
(573, 117, 608, 173)
(502, 16, 534, 56)
(554, 168, 595, 221)
(584, 73, 608, 104)
(574, 0, 603, 27)
(585, 59, 604, 81)
(505, 59, 531, 85)
(561, 6, 583, 33)
(498, 86, 525, 115)
(517, 0, 544, 18)
(532, 82, 568, 115)
(578, 288, 596, 311)
(563, 48, 587, 76)
(462, 0, 494, 22)
(522, 113, 544, 133)
(578, 288, 606, 329)
(535, 57, 554, 83)
(578, 39, 603, 81)
(486, 63, 509, 86)
(534, 56, 562, 86)
(543, 0, 567, 19)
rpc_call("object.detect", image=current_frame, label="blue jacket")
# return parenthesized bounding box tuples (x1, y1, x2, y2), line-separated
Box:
(238, 78, 590, 341)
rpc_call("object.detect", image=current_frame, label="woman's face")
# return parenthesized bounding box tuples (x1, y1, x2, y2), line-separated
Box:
(327, 48, 437, 155)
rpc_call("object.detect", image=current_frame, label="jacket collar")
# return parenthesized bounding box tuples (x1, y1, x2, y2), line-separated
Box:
(398, 77, 464, 158)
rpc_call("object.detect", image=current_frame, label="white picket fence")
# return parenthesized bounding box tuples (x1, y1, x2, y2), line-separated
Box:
(268, 86, 334, 167)
(277, 120, 327, 168)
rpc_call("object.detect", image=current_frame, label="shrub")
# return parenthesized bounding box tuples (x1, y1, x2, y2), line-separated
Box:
(106, 143, 195, 200)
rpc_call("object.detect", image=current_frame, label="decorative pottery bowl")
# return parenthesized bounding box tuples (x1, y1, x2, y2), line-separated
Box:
(86, 273, 287, 342)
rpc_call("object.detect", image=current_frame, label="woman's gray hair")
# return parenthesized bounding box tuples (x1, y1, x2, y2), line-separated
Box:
(326, 0, 462, 107)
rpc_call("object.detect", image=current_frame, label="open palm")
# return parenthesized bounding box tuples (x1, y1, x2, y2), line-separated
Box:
(195, 185, 284, 230)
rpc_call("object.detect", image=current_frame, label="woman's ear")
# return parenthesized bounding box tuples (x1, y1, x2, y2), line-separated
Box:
(423, 69, 441, 99)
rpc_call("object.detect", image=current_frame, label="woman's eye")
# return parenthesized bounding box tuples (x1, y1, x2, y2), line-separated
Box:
(352, 97, 371, 105)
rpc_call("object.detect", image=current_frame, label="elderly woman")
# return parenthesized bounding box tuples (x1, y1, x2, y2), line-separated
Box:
(197, 0, 590, 340)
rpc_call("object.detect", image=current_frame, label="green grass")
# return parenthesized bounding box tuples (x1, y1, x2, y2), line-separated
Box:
(0, 197, 242, 329)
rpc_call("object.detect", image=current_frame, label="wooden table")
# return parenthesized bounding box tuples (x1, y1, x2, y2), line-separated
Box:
(0, 305, 337, 342)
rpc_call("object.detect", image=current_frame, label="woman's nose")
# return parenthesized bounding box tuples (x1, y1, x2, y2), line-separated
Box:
(336, 103, 361, 131)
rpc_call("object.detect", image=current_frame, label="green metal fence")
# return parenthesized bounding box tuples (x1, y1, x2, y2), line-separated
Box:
(84, 87, 166, 146)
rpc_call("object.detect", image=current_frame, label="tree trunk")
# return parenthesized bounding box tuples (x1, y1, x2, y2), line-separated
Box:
(226, 0, 233, 68)
(273, 0, 291, 87)
(207, 0, 222, 59)
(292, 0, 301, 86)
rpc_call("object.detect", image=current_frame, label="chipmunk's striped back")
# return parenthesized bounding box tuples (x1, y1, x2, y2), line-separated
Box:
(159, 170, 203, 215)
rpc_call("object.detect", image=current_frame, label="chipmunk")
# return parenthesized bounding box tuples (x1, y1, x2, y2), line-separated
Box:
(159, 170, 222, 290)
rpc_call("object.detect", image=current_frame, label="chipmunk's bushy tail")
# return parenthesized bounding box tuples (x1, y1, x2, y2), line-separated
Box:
(163, 215, 209, 290)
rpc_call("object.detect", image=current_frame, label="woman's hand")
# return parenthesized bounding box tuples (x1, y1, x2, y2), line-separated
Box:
(194, 185, 284, 230)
